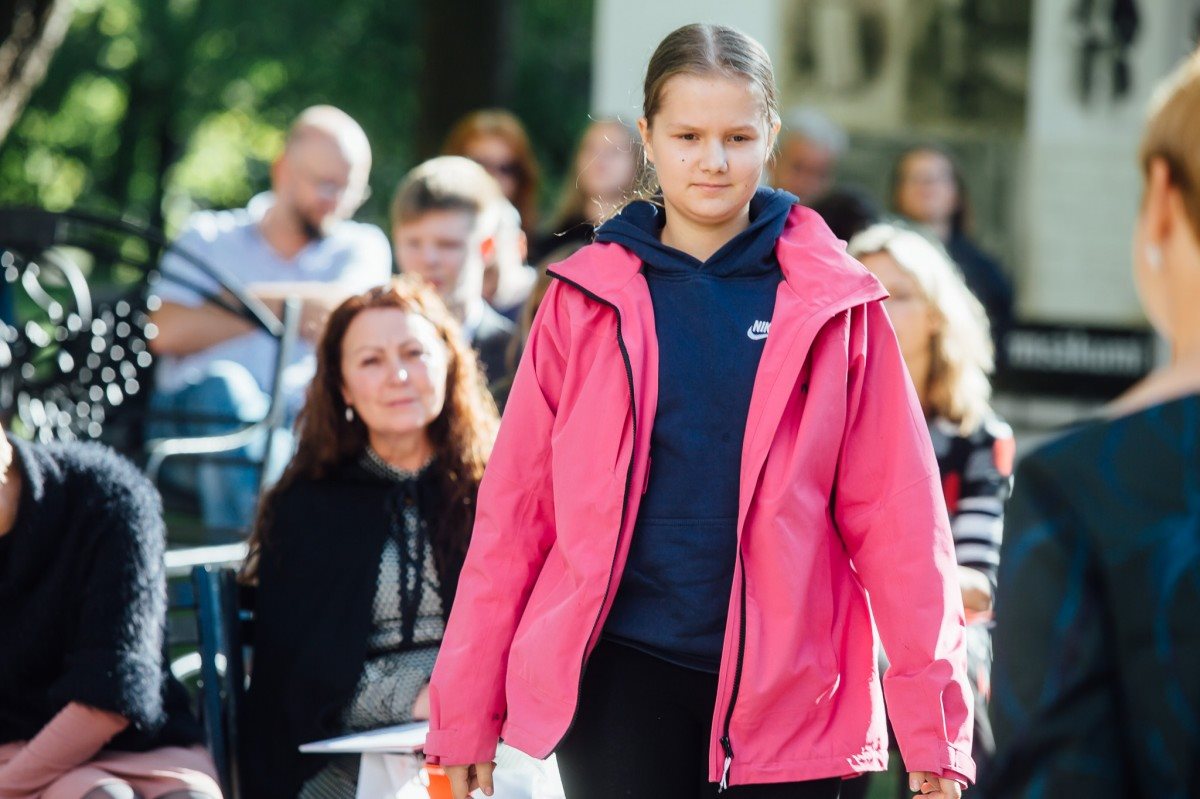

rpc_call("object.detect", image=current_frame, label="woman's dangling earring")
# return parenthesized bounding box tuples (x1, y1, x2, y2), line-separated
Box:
(1146, 244, 1164, 271)
(345, 406, 355, 422)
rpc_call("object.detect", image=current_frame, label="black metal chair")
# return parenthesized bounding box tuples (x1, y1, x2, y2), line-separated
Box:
(189, 564, 254, 799)
(0, 207, 300, 537)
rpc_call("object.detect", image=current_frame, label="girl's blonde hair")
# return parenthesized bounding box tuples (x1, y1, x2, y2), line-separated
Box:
(1140, 46, 1200, 244)
(848, 223, 995, 433)
(630, 23, 780, 205)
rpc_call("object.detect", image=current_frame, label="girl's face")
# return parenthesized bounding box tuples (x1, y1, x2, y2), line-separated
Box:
(639, 73, 777, 230)
(576, 122, 637, 201)
(340, 308, 450, 442)
(464, 134, 521, 203)
(895, 150, 959, 229)
(859, 251, 939, 370)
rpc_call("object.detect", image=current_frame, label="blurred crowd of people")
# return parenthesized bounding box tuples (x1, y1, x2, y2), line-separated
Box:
(143, 99, 1022, 538)
(2, 21, 1199, 799)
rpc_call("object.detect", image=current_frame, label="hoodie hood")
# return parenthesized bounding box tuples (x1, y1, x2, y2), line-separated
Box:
(595, 187, 797, 279)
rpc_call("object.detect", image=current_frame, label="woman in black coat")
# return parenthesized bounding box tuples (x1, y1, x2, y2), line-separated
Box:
(983, 47, 1200, 799)
(239, 277, 498, 799)
(0, 426, 218, 799)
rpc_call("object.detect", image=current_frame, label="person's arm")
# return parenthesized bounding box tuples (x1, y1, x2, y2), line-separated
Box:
(150, 215, 260, 356)
(0, 703, 128, 797)
(985, 455, 1123, 797)
(424, 282, 572, 771)
(148, 299, 258, 356)
(832, 301, 975, 785)
(47, 452, 170, 735)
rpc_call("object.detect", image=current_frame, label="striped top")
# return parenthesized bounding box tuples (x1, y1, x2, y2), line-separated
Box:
(928, 414, 1015, 589)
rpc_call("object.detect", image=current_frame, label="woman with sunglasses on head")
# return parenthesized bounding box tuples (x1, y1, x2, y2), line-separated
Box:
(443, 110, 542, 242)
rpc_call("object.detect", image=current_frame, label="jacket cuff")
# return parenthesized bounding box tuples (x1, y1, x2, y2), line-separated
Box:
(423, 728, 500, 767)
(903, 742, 976, 785)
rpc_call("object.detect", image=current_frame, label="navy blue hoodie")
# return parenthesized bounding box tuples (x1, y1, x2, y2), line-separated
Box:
(597, 187, 796, 671)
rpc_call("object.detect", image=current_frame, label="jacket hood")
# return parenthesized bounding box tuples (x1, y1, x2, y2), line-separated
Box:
(594, 187, 794, 279)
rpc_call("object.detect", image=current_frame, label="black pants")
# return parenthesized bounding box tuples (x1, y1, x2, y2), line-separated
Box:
(556, 640, 842, 799)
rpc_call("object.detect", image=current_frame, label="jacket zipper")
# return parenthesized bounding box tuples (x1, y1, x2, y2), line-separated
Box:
(544, 269, 639, 749)
(719, 547, 748, 791)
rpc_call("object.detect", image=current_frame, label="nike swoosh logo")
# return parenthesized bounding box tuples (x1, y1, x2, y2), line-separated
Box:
(747, 327, 769, 340)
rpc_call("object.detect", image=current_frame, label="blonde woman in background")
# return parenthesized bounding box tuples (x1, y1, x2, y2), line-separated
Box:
(848, 223, 1015, 784)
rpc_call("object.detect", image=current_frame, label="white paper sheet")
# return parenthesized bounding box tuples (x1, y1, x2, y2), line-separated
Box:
(299, 722, 429, 754)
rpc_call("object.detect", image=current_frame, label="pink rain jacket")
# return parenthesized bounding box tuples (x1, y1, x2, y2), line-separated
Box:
(426, 206, 976, 786)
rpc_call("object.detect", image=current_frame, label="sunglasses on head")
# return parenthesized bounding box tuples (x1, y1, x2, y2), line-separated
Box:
(473, 158, 522, 178)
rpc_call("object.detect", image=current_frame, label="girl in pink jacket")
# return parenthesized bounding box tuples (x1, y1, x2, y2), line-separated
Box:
(426, 23, 974, 799)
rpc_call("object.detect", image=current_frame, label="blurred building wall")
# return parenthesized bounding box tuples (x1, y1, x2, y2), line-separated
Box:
(590, 0, 1199, 330)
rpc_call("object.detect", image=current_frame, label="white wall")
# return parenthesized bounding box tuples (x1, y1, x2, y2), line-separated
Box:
(591, 0, 1198, 328)
(591, 0, 783, 120)
(1022, 0, 1198, 325)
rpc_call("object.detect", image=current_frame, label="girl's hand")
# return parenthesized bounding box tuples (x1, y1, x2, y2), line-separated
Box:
(445, 761, 495, 799)
(410, 684, 431, 720)
(909, 771, 963, 798)
(957, 565, 993, 612)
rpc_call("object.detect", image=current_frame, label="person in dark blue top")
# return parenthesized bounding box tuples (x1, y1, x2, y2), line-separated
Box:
(982, 47, 1200, 799)
(597, 186, 793, 672)
(890, 145, 1014, 362)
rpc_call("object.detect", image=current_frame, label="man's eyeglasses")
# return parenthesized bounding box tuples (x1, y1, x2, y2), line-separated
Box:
(295, 166, 368, 202)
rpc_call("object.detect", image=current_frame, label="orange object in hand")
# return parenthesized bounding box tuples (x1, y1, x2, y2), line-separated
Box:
(421, 763, 454, 799)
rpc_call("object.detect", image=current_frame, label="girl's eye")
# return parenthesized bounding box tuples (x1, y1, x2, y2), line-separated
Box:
(678, 133, 697, 141)
(360, 356, 379, 366)
(730, 135, 749, 143)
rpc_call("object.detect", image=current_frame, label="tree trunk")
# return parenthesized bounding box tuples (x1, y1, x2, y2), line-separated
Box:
(415, 0, 516, 158)
(0, 0, 73, 144)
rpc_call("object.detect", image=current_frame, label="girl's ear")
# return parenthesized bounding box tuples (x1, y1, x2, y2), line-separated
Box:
(767, 117, 782, 152)
(637, 117, 654, 165)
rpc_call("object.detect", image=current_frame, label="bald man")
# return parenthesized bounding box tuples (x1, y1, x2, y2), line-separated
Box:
(770, 107, 848, 206)
(148, 105, 391, 532)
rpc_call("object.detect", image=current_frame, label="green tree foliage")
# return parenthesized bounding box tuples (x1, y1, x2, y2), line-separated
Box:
(0, 0, 594, 241)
